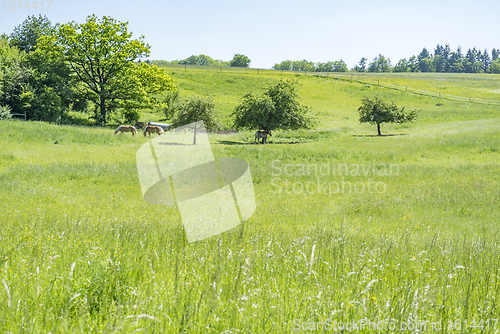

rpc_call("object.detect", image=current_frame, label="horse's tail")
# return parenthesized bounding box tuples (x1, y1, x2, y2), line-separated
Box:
(114, 125, 122, 134)
(143, 127, 148, 136)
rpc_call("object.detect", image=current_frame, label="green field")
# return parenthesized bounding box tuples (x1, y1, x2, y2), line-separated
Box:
(151, 68, 500, 129)
(1, 70, 500, 332)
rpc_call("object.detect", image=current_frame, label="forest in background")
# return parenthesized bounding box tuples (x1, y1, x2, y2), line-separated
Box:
(272, 45, 500, 73)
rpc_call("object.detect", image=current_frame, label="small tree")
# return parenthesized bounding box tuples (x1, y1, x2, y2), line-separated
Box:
(358, 96, 418, 136)
(171, 95, 220, 144)
(232, 79, 312, 131)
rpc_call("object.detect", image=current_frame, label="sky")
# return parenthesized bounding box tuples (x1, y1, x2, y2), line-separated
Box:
(1, 0, 499, 69)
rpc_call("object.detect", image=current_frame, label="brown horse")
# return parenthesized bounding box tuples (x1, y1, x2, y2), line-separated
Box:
(255, 130, 272, 144)
(143, 126, 164, 137)
(114, 125, 137, 136)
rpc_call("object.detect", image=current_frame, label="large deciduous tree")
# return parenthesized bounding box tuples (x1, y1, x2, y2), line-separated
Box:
(232, 79, 312, 131)
(37, 15, 175, 124)
(358, 96, 418, 136)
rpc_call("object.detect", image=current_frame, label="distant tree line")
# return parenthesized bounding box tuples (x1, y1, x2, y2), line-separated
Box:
(147, 44, 500, 74)
(156, 53, 251, 68)
(353, 44, 500, 74)
(271, 45, 499, 74)
(273, 59, 348, 72)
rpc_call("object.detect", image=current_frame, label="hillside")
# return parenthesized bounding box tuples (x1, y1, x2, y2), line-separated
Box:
(149, 66, 500, 130)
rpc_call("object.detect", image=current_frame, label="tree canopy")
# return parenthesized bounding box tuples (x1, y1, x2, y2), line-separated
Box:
(232, 79, 312, 131)
(9, 14, 54, 52)
(358, 96, 418, 136)
(171, 95, 220, 132)
(376, 45, 500, 74)
(0, 38, 31, 116)
(171, 94, 220, 144)
(367, 54, 392, 73)
(489, 59, 500, 74)
(177, 54, 229, 67)
(3, 15, 79, 122)
(37, 15, 176, 124)
(230, 54, 251, 68)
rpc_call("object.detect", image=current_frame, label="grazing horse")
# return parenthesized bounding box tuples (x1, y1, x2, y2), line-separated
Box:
(143, 126, 164, 137)
(114, 125, 136, 136)
(255, 130, 272, 144)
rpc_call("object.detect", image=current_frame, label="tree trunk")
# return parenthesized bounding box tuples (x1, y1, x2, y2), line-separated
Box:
(193, 123, 197, 145)
(99, 96, 106, 125)
(377, 122, 381, 136)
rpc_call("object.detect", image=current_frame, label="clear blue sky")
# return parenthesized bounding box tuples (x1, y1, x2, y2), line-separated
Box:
(1, 0, 499, 69)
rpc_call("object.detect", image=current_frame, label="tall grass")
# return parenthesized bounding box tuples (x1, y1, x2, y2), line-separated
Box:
(0, 115, 500, 333)
(1, 70, 500, 332)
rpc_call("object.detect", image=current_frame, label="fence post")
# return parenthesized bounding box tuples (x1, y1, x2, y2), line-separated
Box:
(184, 65, 187, 71)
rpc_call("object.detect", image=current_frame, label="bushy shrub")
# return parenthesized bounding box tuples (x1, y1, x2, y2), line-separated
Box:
(0, 105, 12, 119)
(171, 95, 220, 131)
(122, 109, 141, 124)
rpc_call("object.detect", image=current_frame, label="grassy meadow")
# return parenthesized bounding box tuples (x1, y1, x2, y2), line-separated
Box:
(1, 69, 500, 332)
